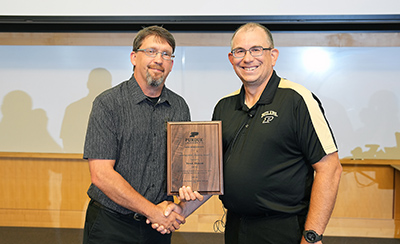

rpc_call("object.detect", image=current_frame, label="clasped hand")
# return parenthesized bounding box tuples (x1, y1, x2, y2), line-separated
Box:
(145, 201, 184, 234)
(146, 186, 204, 234)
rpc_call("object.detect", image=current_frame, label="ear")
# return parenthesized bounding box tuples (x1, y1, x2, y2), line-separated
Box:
(130, 51, 137, 66)
(228, 52, 235, 65)
(270, 48, 279, 67)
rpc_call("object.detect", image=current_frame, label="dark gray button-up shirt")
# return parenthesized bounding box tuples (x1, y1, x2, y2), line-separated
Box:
(84, 75, 190, 214)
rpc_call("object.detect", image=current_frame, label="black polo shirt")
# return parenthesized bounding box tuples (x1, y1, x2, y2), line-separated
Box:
(213, 71, 337, 216)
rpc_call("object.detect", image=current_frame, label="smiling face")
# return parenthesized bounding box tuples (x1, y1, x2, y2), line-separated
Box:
(131, 35, 174, 91)
(228, 26, 279, 88)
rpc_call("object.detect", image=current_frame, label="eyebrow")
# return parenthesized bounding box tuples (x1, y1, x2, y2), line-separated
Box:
(142, 46, 173, 53)
(232, 45, 263, 50)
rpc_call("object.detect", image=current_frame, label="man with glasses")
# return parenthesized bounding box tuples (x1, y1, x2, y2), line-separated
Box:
(161, 22, 342, 244)
(82, 25, 190, 244)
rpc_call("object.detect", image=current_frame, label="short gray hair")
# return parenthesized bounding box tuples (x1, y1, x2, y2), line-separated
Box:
(231, 23, 274, 49)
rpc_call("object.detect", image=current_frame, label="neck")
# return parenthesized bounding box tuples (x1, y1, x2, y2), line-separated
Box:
(143, 87, 163, 98)
(243, 80, 268, 108)
(242, 70, 274, 108)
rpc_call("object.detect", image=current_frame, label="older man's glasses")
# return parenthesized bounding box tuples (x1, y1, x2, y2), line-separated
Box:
(136, 48, 175, 60)
(231, 46, 272, 58)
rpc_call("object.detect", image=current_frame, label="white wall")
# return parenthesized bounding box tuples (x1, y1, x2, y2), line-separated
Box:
(1, 0, 399, 16)
(0, 44, 400, 159)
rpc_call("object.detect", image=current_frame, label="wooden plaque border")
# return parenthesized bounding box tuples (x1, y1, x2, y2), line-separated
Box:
(167, 121, 223, 195)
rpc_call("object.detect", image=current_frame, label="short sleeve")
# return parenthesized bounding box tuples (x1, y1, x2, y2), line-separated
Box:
(83, 95, 118, 160)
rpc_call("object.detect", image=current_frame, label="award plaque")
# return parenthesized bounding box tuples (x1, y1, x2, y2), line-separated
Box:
(167, 121, 223, 195)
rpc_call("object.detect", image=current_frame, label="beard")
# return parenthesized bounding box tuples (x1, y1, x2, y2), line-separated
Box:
(146, 70, 165, 87)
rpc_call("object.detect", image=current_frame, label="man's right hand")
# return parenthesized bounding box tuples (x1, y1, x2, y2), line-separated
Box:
(149, 186, 209, 234)
(146, 201, 185, 234)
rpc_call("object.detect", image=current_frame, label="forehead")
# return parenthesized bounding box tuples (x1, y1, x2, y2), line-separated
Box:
(232, 27, 269, 48)
(140, 35, 173, 51)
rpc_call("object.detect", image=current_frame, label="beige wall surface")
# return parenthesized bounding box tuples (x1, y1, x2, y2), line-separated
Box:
(1, 32, 400, 158)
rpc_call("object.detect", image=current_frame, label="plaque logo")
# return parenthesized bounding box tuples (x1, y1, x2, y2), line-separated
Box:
(185, 132, 203, 144)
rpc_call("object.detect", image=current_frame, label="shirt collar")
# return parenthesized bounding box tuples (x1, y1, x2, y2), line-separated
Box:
(257, 70, 281, 105)
(128, 75, 171, 106)
(236, 70, 281, 111)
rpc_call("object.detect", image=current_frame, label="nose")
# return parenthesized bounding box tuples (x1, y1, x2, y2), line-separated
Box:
(242, 50, 254, 61)
(153, 52, 164, 63)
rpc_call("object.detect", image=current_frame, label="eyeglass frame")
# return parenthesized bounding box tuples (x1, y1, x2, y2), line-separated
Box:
(136, 48, 175, 60)
(231, 46, 273, 58)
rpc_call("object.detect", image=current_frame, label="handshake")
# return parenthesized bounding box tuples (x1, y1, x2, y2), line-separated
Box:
(145, 186, 208, 234)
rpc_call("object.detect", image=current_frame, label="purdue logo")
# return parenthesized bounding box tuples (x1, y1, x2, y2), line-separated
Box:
(261, 110, 278, 124)
(185, 132, 203, 143)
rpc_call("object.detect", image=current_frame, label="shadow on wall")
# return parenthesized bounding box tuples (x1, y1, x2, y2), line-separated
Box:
(0, 68, 112, 154)
(350, 90, 400, 160)
(0, 68, 112, 235)
(56, 68, 112, 234)
(60, 68, 112, 153)
(0, 90, 62, 152)
(350, 132, 400, 159)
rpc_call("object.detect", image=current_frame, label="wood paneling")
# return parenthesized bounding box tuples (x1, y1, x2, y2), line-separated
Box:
(394, 167, 400, 238)
(0, 152, 90, 228)
(332, 165, 393, 219)
(326, 218, 396, 238)
(0, 32, 399, 47)
(1, 153, 399, 238)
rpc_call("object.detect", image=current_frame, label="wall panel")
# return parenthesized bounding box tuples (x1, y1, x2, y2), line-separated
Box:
(1, 154, 399, 238)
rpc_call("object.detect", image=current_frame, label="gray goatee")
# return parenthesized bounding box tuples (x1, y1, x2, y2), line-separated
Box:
(146, 71, 164, 87)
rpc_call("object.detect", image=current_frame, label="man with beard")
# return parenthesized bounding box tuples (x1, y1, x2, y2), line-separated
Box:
(82, 25, 190, 244)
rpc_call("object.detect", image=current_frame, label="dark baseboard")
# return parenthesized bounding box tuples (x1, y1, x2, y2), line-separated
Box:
(0, 227, 399, 244)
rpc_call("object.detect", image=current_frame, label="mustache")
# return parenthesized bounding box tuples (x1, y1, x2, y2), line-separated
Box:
(148, 65, 164, 71)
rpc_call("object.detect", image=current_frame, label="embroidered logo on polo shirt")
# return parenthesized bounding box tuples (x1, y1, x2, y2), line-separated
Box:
(261, 110, 278, 124)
